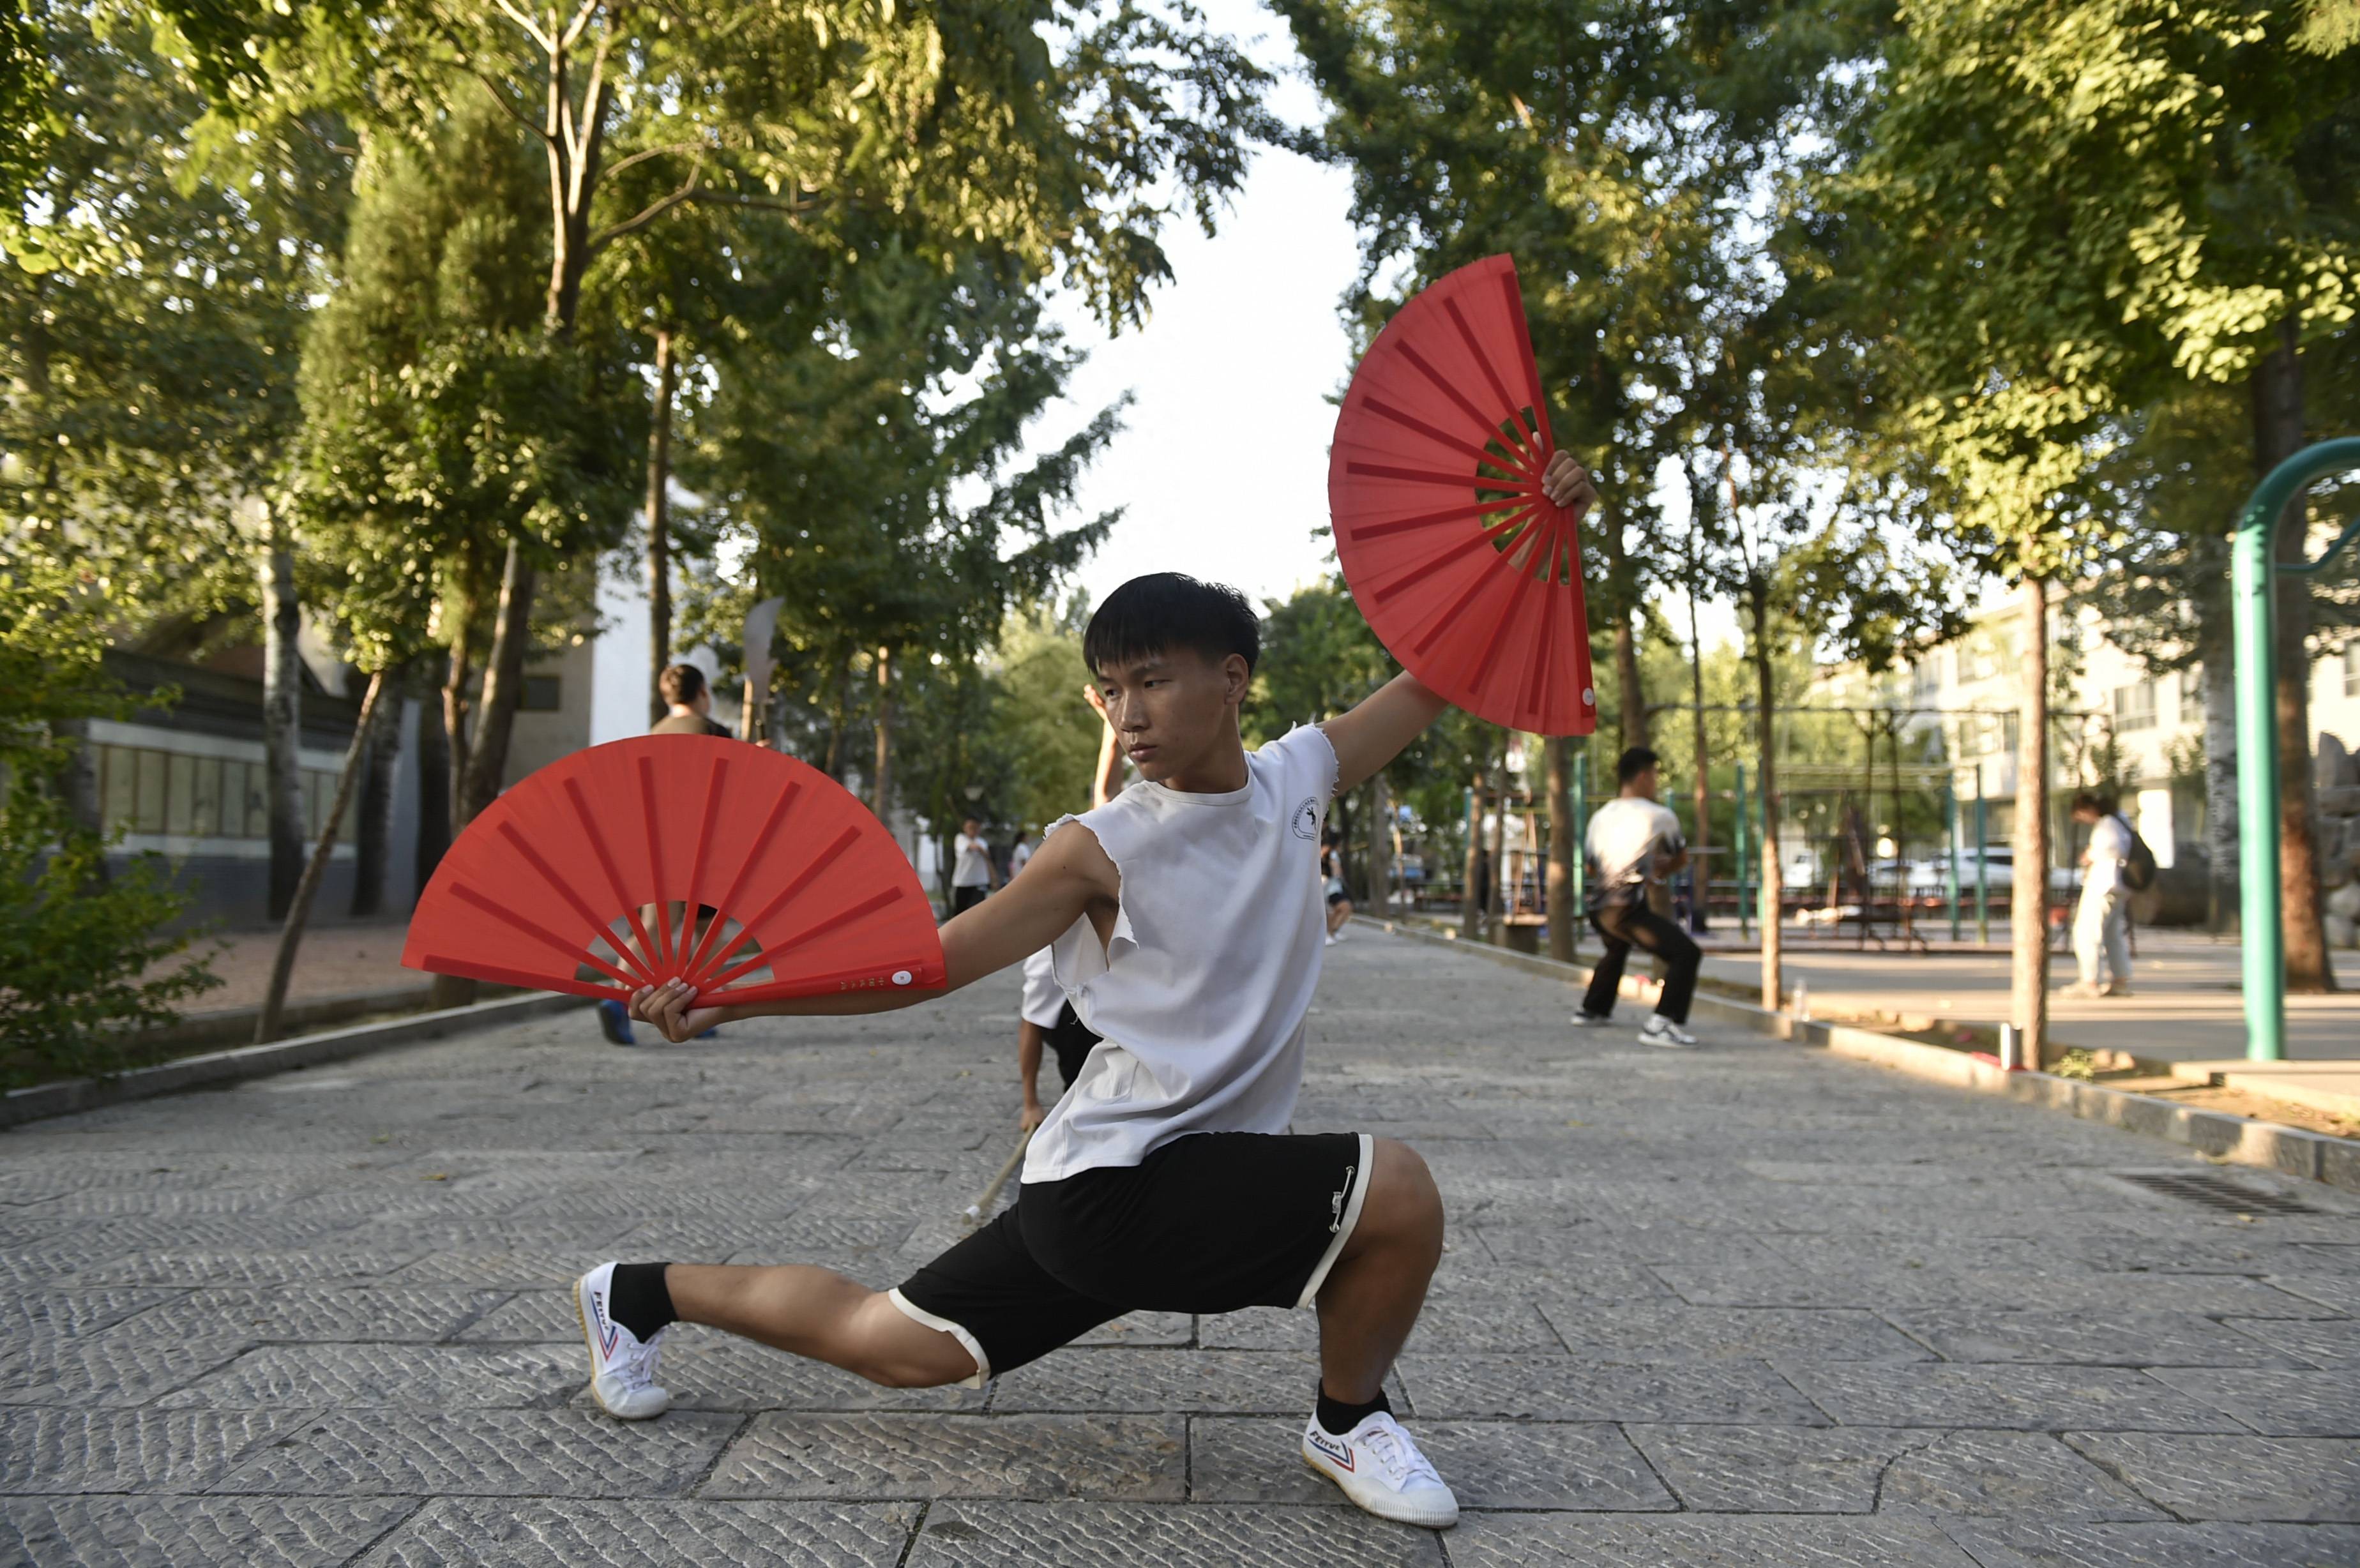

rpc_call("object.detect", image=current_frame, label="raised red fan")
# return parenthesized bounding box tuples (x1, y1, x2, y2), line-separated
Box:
(402, 735, 946, 1005)
(1329, 253, 1596, 736)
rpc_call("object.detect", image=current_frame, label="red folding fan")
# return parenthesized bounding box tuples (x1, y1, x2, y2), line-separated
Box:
(402, 735, 946, 1006)
(1329, 253, 1596, 735)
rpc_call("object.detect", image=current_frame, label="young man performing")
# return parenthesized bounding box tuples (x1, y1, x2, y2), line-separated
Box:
(574, 449, 1592, 1534)
(1573, 744, 1702, 1046)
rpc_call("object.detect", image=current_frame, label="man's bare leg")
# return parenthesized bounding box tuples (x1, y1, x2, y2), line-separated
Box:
(1314, 1136, 1444, 1402)
(665, 1263, 978, 1388)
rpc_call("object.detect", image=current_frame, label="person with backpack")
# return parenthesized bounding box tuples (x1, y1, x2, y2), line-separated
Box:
(2068, 790, 2151, 997)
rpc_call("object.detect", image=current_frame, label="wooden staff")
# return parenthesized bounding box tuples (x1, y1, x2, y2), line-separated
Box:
(963, 1126, 1034, 1226)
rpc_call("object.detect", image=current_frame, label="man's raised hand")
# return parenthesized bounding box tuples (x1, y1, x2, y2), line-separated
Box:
(1541, 449, 1598, 516)
(630, 979, 726, 1043)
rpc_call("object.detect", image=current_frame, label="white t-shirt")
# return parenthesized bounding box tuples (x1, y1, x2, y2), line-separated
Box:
(1584, 796, 1684, 910)
(1025, 724, 1339, 1183)
(1010, 839, 1036, 877)
(952, 833, 994, 889)
(1018, 945, 1064, 1029)
(2084, 813, 2133, 897)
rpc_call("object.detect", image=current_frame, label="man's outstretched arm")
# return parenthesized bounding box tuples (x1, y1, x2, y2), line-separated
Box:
(633, 822, 1119, 1041)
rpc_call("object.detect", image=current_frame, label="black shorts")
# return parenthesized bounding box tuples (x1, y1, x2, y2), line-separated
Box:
(890, 1130, 1373, 1383)
(1326, 889, 1349, 907)
(952, 885, 989, 915)
(1043, 1002, 1100, 1090)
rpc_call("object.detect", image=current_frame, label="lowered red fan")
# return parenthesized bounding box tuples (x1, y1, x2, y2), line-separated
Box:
(402, 735, 945, 1006)
(1329, 253, 1596, 735)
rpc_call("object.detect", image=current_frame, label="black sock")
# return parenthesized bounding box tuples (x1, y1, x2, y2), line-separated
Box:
(1315, 1382, 1392, 1437)
(607, 1262, 676, 1341)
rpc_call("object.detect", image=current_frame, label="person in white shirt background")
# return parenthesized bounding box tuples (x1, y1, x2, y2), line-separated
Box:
(1009, 828, 1039, 879)
(949, 816, 998, 916)
(1572, 745, 1700, 1047)
(2069, 790, 2135, 997)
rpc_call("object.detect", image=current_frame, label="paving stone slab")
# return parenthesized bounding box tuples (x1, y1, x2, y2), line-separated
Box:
(0, 1408, 308, 1494)
(1937, 1518, 2360, 1567)
(356, 1498, 916, 1567)
(66, 1250, 423, 1288)
(0, 1287, 181, 1345)
(387, 1249, 610, 1289)
(1624, 1421, 1923, 1512)
(1069, 1312, 1194, 1348)
(700, 1412, 1184, 1500)
(1395, 1353, 1827, 1424)
(1776, 1361, 2247, 1432)
(0, 1495, 416, 1568)
(1538, 1302, 1930, 1364)
(211, 1409, 744, 1498)
(159, 1343, 579, 1410)
(2267, 1274, 2360, 1314)
(1186, 1415, 1674, 1511)
(2064, 1431, 2360, 1521)
(2220, 1314, 2360, 1369)
(1879, 1308, 2308, 1368)
(451, 1290, 578, 1343)
(902, 1500, 1444, 1567)
(1880, 1428, 2170, 1519)
(2144, 1366, 2360, 1436)
(1440, 1510, 1982, 1567)
(115, 1286, 506, 1344)
(988, 1350, 1329, 1415)
(0, 1333, 254, 1406)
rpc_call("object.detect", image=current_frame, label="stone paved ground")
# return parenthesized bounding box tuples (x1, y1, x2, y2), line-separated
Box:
(4, 928, 2358, 1567)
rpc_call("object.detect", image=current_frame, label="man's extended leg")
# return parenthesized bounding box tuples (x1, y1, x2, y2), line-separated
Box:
(1313, 1136, 1444, 1403)
(669, 1265, 980, 1386)
(1578, 916, 1631, 1020)
(2099, 891, 2133, 993)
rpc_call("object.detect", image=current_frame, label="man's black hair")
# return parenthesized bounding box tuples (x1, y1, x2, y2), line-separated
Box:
(2071, 788, 2117, 816)
(1084, 573, 1259, 677)
(1616, 745, 1661, 785)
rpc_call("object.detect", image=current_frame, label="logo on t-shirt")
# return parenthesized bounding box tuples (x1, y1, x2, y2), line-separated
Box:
(1291, 797, 1320, 840)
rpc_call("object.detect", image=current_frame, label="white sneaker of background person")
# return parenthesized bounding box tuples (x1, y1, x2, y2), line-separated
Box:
(1639, 1014, 1695, 1047)
(1301, 1406, 1460, 1528)
(575, 1262, 670, 1419)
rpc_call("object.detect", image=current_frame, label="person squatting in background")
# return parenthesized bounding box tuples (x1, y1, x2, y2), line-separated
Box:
(1572, 746, 1701, 1047)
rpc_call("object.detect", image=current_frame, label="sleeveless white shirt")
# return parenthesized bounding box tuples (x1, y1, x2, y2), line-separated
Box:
(1023, 725, 1338, 1183)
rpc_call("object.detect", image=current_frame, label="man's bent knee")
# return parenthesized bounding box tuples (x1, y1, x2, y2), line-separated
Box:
(842, 1294, 980, 1389)
(1364, 1138, 1445, 1253)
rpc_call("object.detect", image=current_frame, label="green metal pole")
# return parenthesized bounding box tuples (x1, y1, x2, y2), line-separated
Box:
(1735, 762, 1751, 941)
(1974, 766, 1989, 946)
(2230, 435, 2360, 1063)
(1944, 780, 1961, 944)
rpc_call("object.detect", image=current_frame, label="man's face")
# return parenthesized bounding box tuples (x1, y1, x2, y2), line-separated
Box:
(962, 817, 981, 837)
(1094, 645, 1248, 785)
(2072, 805, 2098, 824)
(1632, 765, 1661, 801)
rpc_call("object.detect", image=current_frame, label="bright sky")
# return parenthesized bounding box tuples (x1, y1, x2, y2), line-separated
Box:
(1039, 1, 1361, 614)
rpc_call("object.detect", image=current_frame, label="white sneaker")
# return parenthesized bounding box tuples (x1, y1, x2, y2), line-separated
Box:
(1330, 926, 1347, 944)
(1324, 933, 1338, 946)
(1301, 1408, 1459, 1528)
(1571, 1011, 1614, 1027)
(575, 1262, 671, 1419)
(1638, 1015, 1697, 1047)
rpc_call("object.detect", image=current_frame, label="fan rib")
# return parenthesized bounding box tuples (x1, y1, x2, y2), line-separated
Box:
(450, 880, 641, 991)
(1395, 341, 1512, 446)
(679, 777, 805, 980)
(1499, 268, 1556, 451)
(494, 821, 654, 988)
(1344, 458, 1500, 490)
(716, 824, 865, 971)
(1352, 495, 1526, 542)
(637, 757, 673, 973)
(414, 956, 621, 1001)
(678, 753, 730, 977)
(1369, 506, 1535, 607)
(1442, 297, 1533, 451)
(706, 884, 905, 989)
(564, 778, 663, 979)
(707, 956, 934, 1005)
(1361, 395, 1498, 467)
(1411, 555, 1513, 660)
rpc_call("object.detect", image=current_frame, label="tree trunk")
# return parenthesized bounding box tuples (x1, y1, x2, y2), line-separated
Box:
(645, 326, 676, 724)
(872, 646, 893, 818)
(2251, 317, 2336, 991)
(1688, 580, 1711, 931)
(458, 539, 537, 828)
(257, 671, 388, 1043)
(2200, 627, 2239, 933)
(51, 717, 105, 875)
(262, 528, 305, 921)
(440, 585, 475, 829)
(1369, 772, 1395, 918)
(349, 676, 404, 918)
(1615, 611, 1646, 753)
(1460, 767, 1486, 939)
(2011, 577, 2051, 1068)
(413, 656, 451, 893)
(1750, 587, 1782, 1009)
(1545, 735, 1575, 962)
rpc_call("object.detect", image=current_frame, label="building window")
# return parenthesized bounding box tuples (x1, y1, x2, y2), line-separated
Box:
(2112, 680, 2156, 733)
(2180, 667, 2204, 725)
(522, 674, 563, 712)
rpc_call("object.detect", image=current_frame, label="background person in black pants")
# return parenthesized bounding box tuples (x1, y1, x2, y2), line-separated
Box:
(1573, 746, 1700, 1047)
